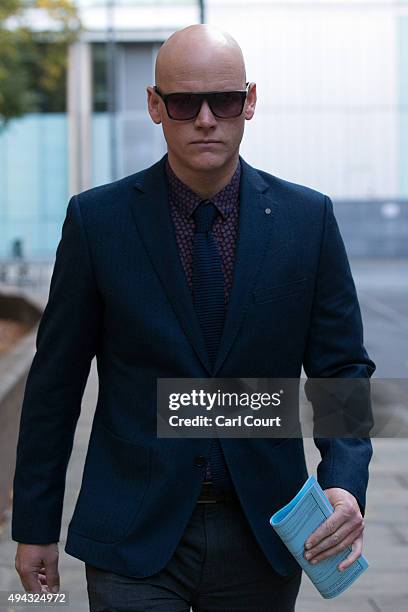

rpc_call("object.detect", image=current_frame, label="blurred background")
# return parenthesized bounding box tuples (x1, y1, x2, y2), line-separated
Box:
(0, 1, 407, 611)
(1, 0, 408, 260)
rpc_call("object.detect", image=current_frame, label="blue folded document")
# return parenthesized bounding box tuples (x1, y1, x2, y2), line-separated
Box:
(270, 475, 369, 598)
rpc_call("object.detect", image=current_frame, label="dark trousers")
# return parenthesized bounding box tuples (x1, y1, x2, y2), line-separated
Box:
(85, 494, 302, 611)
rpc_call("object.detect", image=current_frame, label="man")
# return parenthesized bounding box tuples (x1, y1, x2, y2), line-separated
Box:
(12, 24, 374, 611)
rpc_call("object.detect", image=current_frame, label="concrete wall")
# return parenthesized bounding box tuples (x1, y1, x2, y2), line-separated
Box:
(207, 0, 408, 199)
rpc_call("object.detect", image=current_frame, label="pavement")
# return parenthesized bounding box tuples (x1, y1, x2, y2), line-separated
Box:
(0, 259, 407, 611)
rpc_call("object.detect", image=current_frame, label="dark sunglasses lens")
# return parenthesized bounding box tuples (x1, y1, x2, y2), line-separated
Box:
(166, 91, 246, 119)
(167, 94, 202, 119)
(211, 92, 245, 118)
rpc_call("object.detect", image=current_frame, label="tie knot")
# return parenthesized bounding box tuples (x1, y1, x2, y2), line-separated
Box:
(193, 201, 219, 233)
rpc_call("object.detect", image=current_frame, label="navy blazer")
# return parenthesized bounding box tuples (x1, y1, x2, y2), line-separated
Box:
(12, 154, 375, 577)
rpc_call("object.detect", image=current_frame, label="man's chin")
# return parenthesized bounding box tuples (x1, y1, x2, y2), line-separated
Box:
(188, 152, 229, 172)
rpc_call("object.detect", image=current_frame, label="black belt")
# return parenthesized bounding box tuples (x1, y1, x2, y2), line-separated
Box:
(197, 481, 238, 503)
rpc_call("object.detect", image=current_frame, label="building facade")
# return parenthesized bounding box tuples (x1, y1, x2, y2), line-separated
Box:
(0, 0, 407, 258)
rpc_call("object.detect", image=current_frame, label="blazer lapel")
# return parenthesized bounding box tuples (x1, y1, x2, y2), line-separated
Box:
(130, 154, 213, 374)
(212, 157, 279, 375)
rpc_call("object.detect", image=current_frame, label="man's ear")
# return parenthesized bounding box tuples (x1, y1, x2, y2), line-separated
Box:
(244, 82, 257, 120)
(147, 86, 162, 124)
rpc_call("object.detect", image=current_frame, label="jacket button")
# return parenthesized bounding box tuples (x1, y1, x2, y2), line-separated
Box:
(194, 455, 207, 467)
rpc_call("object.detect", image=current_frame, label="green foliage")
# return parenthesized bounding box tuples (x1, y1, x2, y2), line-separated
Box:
(0, 1, 21, 21)
(0, 0, 81, 126)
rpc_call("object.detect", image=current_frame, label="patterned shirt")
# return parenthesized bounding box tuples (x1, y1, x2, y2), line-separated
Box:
(165, 157, 241, 305)
(165, 158, 241, 486)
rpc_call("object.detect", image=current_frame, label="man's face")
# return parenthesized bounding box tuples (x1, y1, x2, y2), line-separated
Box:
(147, 65, 256, 174)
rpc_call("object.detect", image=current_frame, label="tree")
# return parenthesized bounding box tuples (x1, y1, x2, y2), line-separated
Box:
(0, 0, 81, 127)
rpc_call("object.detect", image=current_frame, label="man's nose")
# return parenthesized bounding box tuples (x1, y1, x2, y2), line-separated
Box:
(194, 98, 217, 126)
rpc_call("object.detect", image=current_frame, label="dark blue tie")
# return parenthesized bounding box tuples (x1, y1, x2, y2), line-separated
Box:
(192, 201, 234, 494)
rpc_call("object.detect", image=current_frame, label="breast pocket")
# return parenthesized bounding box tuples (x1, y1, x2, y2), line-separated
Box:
(252, 277, 308, 305)
(68, 421, 151, 543)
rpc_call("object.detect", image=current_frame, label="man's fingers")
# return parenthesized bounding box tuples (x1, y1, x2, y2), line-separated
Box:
(305, 510, 348, 549)
(305, 528, 363, 566)
(303, 487, 366, 570)
(45, 565, 60, 593)
(305, 517, 364, 559)
(47, 571, 60, 593)
(338, 535, 364, 571)
(15, 543, 60, 594)
(20, 570, 43, 594)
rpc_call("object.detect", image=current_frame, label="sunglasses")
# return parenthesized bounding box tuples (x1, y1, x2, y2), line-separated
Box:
(153, 82, 250, 120)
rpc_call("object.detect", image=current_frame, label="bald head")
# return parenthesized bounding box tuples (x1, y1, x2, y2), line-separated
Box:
(147, 24, 256, 192)
(155, 24, 246, 91)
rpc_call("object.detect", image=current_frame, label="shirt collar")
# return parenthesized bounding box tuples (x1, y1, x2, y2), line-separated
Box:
(165, 157, 241, 220)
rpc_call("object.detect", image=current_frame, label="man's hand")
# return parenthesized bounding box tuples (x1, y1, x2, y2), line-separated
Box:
(303, 487, 365, 571)
(15, 543, 60, 593)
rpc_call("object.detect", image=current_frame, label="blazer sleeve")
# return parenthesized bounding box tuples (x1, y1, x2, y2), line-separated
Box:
(11, 195, 103, 544)
(302, 195, 376, 517)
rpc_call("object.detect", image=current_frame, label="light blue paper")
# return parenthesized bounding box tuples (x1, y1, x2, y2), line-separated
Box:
(270, 475, 369, 599)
